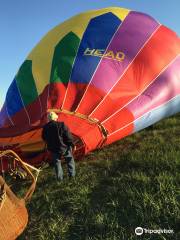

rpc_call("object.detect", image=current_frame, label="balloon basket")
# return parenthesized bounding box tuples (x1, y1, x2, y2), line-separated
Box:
(0, 177, 28, 240)
(0, 150, 40, 240)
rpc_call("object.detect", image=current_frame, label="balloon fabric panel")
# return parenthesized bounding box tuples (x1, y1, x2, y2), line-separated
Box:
(90, 25, 180, 122)
(28, 7, 129, 95)
(76, 11, 160, 116)
(0, 103, 11, 127)
(16, 60, 38, 106)
(5, 79, 24, 117)
(133, 96, 180, 132)
(3, 60, 41, 128)
(89, 11, 159, 92)
(128, 57, 180, 118)
(50, 32, 80, 84)
(69, 13, 121, 84)
(129, 56, 180, 131)
(62, 13, 121, 111)
(48, 32, 80, 108)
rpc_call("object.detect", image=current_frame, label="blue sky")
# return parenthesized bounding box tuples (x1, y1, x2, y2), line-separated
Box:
(0, 0, 179, 107)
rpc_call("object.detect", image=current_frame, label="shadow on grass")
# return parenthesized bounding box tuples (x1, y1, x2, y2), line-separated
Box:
(65, 153, 179, 240)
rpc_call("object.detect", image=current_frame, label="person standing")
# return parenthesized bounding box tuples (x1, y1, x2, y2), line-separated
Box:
(42, 111, 75, 181)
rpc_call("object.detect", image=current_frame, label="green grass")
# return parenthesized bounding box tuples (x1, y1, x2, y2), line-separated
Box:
(17, 114, 180, 240)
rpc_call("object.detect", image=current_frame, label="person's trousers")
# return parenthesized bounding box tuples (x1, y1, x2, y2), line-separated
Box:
(52, 148, 75, 180)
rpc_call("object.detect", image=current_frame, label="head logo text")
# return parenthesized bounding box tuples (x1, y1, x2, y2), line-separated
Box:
(83, 48, 125, 62)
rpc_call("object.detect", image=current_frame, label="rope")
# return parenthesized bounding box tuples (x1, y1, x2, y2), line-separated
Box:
(0, 150, 40, 202)
(21, 161, 41, 182)
(0, 190, 6, 212)
(48, 108, 108, 146)
(0, 154, 5, 179)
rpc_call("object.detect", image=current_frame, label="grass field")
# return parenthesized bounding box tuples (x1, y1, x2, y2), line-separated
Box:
(17, 114, 180, 240)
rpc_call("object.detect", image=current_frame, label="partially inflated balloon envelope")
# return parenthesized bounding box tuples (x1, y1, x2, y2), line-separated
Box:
(0, 7, 180, 166)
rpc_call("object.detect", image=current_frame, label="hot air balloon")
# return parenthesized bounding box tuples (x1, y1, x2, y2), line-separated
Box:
(0, 7, 180, 171)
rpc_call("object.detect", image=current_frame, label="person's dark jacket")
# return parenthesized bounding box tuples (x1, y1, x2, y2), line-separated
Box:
(42, 120, 74, 154)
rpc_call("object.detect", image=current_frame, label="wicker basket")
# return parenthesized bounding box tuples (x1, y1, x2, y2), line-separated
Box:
(0, 150, 38, 240)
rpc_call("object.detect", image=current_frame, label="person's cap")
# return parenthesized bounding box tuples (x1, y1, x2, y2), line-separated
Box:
(48, 111, 58, 121)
